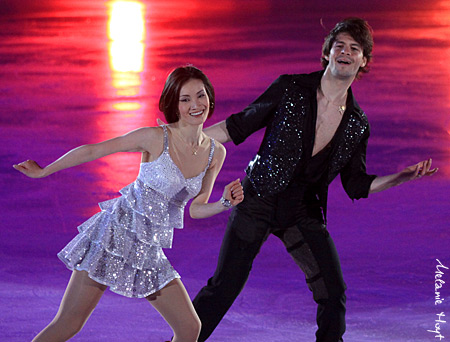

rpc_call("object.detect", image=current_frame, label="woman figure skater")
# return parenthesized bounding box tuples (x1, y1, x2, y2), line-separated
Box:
(13, 65, 244, 342)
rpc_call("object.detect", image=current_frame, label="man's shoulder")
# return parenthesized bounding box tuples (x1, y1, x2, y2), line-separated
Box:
(350, 96, 368, 120)
(277, 70, 323, 87)
(351, 102, 370, 129)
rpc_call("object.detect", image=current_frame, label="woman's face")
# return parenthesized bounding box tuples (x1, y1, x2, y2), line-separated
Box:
(177, 78, 210, 125)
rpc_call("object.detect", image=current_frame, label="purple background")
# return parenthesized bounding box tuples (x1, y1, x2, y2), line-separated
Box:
(1, 0, 449, 341)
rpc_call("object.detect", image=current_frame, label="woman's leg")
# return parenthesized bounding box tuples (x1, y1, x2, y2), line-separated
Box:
(146, 278, 201, 342)
(33, 270, 107, 342)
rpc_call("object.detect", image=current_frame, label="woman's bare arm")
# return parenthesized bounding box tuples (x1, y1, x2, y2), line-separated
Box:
(13, 127, 159, 178)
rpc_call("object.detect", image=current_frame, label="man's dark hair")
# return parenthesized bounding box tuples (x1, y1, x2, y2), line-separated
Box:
(159, 65, 215, 123)
(321, 17, 374, 77)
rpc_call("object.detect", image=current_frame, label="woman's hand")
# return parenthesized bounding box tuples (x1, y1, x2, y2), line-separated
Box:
(222, 178, 244, 206)
(13, 160, 46, 178)
(189, 178, 244, 219)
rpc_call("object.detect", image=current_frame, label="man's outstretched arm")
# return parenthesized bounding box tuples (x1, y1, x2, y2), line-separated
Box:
(204, 120, 232, 144)
(156, 118, 232, 144)
(369, 158, 438, 194)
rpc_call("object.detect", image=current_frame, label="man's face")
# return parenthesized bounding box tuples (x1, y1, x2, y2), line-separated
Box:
(324, 32, 367, 80)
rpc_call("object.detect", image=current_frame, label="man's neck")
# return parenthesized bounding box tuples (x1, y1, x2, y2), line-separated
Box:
(320, 68, 355, 102)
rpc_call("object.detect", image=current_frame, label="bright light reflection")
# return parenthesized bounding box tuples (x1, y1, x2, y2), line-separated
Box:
(108, 0, 146, 103)
(113, 102, 143, 111)
(95, 0, 147, 192)
(109, 1, 145, 42)
(110, 42, 144, 73)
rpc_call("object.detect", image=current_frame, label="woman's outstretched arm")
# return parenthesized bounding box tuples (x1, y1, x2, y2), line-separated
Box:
(13, 127, 159, 178)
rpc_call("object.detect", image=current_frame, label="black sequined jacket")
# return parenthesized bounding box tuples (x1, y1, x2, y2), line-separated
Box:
(226, 70, 377, 219)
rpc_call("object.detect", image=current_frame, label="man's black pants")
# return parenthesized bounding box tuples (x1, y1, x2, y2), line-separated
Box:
(193, 181, 347, 342)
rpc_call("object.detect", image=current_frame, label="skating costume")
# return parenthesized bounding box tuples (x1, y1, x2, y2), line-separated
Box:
(58, 126, 215, 298)
(193, 71, 376, 342)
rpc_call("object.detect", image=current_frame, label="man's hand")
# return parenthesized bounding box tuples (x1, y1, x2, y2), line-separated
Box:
(369, 158, 438, 194)
(400, 158, 438, 181)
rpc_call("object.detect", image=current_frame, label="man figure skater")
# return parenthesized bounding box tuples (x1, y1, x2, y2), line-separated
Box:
(193, 17, 437, 341)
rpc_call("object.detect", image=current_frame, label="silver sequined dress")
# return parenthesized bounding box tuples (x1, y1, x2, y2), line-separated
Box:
(58, 126, 215, 298)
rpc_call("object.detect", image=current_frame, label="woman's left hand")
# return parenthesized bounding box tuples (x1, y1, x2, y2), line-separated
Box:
(222, 179, 244, 206)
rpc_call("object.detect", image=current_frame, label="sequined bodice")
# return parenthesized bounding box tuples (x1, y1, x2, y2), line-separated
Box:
(137, 127, 213, 203)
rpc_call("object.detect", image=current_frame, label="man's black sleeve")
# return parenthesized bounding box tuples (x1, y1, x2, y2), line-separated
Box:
(226, 74, 289, 145)
(340, 128, 377, 200)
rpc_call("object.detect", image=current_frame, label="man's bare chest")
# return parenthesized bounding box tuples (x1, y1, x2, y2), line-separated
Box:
(312, 100, 344, 156)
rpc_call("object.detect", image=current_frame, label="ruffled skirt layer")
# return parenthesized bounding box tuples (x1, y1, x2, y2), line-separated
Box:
(57, 183, 180, 298)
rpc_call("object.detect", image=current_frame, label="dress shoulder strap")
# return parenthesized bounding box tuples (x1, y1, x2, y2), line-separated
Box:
(161, 125, 169, 152)
(206, 138, 215, 168)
